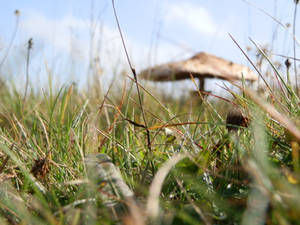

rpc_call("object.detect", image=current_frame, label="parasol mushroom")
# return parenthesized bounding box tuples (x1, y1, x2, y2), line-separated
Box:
(139, 52, 258, 93)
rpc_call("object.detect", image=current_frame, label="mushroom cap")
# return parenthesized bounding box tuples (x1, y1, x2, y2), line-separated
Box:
(226, 108, 250, 131)
(139, 52, 258, 82)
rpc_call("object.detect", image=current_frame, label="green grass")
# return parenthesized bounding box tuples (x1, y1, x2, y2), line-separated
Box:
(0, 62, 300, 225)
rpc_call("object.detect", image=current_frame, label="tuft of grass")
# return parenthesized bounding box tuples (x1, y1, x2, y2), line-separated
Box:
(0, 60, 300, 224)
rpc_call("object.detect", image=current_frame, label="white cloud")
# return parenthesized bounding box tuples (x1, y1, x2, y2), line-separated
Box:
(17, 11, 130, 88)
(21, 11, 117, 61)
(20, 10, 188, 71)
(12, 7, 233, 96)
(165, 2, 220, 36)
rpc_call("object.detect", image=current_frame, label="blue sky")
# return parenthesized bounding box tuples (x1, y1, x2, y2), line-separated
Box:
(0, 0, 299, 93)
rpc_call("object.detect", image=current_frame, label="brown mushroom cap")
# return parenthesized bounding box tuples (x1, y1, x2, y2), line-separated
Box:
(139, 52, 258, 82)
(226, 108, 250, 131)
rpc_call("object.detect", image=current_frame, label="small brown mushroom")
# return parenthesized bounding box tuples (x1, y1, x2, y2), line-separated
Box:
(139, 52, 258, 92)
(226, 108, 249, 131)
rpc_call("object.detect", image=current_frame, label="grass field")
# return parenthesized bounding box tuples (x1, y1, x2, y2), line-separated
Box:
(0, 62, 300, 225)
(1, 2, 300, 225)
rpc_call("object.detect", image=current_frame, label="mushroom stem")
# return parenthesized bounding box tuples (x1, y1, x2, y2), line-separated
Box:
(199, 77, 205, 92)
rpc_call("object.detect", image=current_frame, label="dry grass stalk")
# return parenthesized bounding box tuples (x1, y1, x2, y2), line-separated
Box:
(245, 89, 300, 141)
(146, 153, 187, 220)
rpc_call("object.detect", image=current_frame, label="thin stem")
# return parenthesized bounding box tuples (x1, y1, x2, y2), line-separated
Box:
(0, 10, 20, 71)
(23, 38, 33, 103)
(111, 1, 152, 160)
(293, 2, 298, 94)
(228, 34, 273, 94)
